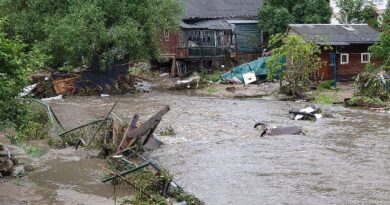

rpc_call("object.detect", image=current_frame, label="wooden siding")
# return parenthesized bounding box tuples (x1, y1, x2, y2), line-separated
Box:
(319, 45, 374, 81)
(161, 32, 178, 57)
(234, 23, 261, 53)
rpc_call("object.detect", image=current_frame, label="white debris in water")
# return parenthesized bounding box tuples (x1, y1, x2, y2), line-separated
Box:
(19, 84, 37, 97)
(42, 95, 63, 101)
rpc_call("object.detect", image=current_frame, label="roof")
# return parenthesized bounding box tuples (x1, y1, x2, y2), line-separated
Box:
(181, 19, 233, 30)
(182, 0, 264, 19)
(287, 24, 379, 45)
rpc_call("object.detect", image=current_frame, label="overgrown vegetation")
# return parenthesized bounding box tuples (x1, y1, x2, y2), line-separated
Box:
(346, 96, 384, 107)
(267, 34, 328, 97)
(111, 163, 204, 205)
(0, 19, 47, 129)
(0, 0, 183, 70)
(353, 2, 390, 104)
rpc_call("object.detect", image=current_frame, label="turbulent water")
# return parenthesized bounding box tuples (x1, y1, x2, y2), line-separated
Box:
(44, 92, 390, 204)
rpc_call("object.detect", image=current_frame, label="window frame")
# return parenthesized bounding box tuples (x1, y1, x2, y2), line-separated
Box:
(340, 53, 349, 65)
(361, 53, 371, 64)
(164, 30, 170, 41)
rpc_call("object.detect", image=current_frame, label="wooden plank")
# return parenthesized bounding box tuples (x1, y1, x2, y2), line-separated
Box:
(118, 106, 170, 152)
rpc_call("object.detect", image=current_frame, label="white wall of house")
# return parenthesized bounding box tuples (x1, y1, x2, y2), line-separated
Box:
(330, 0, 388, 24)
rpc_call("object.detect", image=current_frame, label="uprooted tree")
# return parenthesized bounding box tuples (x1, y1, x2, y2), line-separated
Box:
(0, 0, 183, 70)
(267, 34, 327, 97)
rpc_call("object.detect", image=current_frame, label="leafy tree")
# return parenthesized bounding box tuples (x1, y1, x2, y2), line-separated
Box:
(336, 0, 379, 28)
(0, 19, 47, 125)
(258, 5, 294, 35)
(267, 35, 327, 96)
(0, 0, 183, 70)
(369, 1, 390, 66)
(353, 3, 390, 101)
(258, 0, 332, 36)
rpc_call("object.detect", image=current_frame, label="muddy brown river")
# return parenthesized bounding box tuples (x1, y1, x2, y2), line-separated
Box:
(3, 92, 388, 204)
(45, 92, 390, 205)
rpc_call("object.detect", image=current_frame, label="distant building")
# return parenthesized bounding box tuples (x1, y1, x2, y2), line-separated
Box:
(330, 0, 388, 24)
(161, 0, 264, 76)
(287, 24, 379, 81)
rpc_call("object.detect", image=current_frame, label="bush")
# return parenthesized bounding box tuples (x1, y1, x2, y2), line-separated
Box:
(354, 64, 390, 101)
(319, 80, 335, 90)
(346, 96, 384, 107)
(15, 103, 51, 142)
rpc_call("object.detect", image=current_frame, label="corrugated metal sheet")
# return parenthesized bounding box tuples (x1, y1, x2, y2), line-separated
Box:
(234, 23, 262, 53)
(288, 24, 379, 45)
(181, 19, 233, 30)
(182, 0, 264, 19)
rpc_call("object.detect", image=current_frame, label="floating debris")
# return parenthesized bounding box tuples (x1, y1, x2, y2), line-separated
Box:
(254, 123, 304, 137)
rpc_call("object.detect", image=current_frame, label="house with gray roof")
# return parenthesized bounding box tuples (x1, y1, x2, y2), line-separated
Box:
(161, 0, 264, 76)
(287, 24, 380, 81)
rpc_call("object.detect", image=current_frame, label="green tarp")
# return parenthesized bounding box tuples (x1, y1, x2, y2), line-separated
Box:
(220, 57, 271, 82)
(220, 56, 286, 83)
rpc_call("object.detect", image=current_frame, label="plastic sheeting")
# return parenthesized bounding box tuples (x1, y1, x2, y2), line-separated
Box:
(220, 57, 272, 83)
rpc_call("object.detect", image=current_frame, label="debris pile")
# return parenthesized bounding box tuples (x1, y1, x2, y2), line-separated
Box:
(22, 63, 144, 99)
(254, 123, 304, 137)
(54, 103, 203, 204)
(289, 105, 323, 121)
(0, 144, 14, 177)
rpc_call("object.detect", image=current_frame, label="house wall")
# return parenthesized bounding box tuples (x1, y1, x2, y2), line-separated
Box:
(161, 31, 179, 58)
(319, 45, 375, 81)
(233, 23, 262, 53)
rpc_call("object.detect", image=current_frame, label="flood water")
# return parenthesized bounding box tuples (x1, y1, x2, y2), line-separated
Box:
(47, 92, 389, 205)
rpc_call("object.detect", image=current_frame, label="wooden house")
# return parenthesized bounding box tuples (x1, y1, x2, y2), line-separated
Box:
(161, 0, 264, 76)
(287, 24, 380, 81)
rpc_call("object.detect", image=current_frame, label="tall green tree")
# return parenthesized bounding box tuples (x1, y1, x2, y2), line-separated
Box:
(369, 1, 390, 66)
(258, 0, 332, 36)
(0, 0, 183, 70)
(0, 19, 47, 125)
(336, 0, 379, 28)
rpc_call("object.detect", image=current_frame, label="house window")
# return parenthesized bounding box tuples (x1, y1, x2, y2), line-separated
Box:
(373, 0, 383, 5)
(340, 53, 349, 64)
(164, 30, 170, 41)
(361, 53, 371, 63)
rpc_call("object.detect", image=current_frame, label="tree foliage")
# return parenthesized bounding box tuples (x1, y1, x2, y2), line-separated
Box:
(369, 1, 390, 67)
(0, 19, 47, 125)
(0, 0, 183, 70)
(267, 35, 326, 96)
(354, 2, 390, 101)
(336, 0, 379, 28)
(258, 0, 332, 36)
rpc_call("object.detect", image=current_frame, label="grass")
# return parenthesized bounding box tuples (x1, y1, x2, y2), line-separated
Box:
(314, 94, 337, 104)
(206, 87, 218, 95)
(200, 70, 223, 83)
(21, 144, 45, 157)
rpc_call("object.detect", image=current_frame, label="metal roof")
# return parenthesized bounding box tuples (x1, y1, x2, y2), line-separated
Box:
(181, 19, 233, 30)
(288, 24, 380, 45)
(182, 0, 264, 20)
